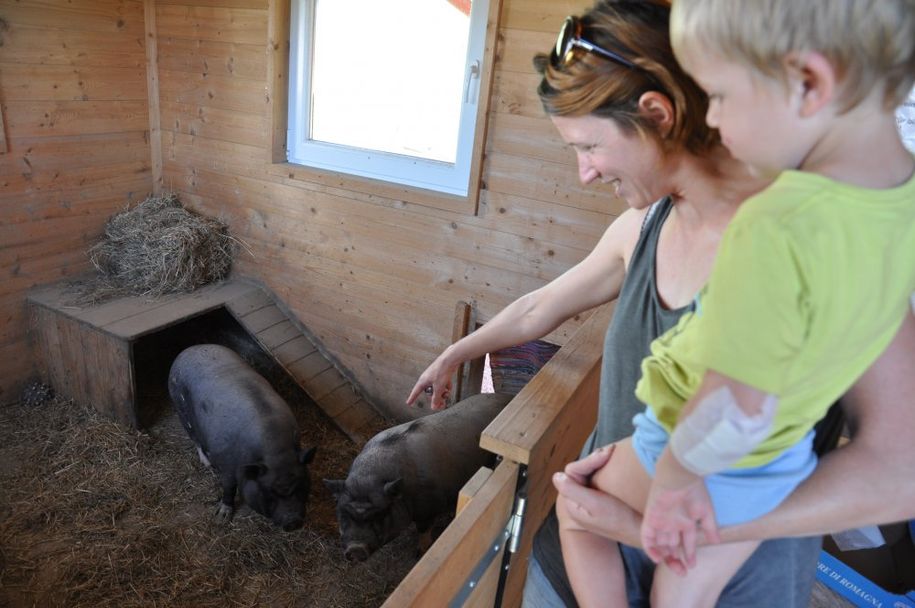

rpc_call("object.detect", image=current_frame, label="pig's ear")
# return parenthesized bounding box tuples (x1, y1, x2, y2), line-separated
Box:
(324, 479, 345, 497)
(300, 446, 317, 465)
(383, 478, 403, 498)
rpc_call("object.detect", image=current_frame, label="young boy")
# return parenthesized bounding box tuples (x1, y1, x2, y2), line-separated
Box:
(556, 1, 915, 606)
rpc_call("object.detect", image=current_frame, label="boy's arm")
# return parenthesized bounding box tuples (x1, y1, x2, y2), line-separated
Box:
(720, 310, 915, 541)
(644, 372, 773, 566)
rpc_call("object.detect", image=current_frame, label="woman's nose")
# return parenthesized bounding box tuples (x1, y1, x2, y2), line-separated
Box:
(578, 158, 599, 184)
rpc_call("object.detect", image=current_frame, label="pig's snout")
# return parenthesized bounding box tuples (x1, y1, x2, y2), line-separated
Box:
(344, 543, 370, 562)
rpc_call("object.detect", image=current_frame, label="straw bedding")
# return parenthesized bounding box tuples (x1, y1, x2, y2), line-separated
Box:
(0, 394, 417, 607)
(69, 193, 239, 305)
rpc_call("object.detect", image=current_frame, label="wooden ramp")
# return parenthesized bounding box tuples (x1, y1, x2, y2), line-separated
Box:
(28, 278, 385, 443)
(224, 283, 386, 443)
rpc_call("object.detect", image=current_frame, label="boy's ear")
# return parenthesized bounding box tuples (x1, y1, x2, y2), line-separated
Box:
(636, 91, 675, 138)
(784, 51, 836, 118)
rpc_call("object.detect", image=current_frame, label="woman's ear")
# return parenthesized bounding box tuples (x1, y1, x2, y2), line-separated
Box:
(784, 51, 836, 117)
(637, 91, 675, 138)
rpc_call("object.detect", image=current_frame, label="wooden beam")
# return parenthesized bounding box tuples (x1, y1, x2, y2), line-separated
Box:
(266, 0, 290, 163)
(466, 0, 504, 215)
(144, 0, 162, 193)
(451, 300, 474, 403)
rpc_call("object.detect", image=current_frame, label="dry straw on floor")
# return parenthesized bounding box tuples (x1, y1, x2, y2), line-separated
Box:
(0, 395, 417, 607)
(68, 193, 241, 305)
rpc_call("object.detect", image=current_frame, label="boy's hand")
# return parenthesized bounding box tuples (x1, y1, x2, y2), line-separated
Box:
(641, 448, 720, 573)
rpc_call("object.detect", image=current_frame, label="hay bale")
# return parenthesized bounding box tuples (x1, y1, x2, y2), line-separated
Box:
(72, 194, 239, 304)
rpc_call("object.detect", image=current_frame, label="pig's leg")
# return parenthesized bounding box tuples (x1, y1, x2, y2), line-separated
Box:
(196, 445, 212, 467)
(214, 471, 237, 521)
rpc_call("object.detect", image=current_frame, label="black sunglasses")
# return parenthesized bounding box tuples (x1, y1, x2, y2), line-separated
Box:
(552, 15, 638, 70)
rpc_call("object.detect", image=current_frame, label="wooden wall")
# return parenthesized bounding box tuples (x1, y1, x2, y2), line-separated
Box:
(1, 0, 628, 416)
(0, 0, 152, 403)
(155, 0, 627, 419)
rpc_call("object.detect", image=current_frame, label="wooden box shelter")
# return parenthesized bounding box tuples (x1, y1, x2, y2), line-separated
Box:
(0, 0, 629, 606)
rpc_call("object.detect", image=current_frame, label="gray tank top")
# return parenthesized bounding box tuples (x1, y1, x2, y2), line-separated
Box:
(532, 197, 692, 605)
(583, 197, 691, 453)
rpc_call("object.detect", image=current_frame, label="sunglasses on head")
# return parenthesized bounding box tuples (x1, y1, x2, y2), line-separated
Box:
(552, 15, 639, 70)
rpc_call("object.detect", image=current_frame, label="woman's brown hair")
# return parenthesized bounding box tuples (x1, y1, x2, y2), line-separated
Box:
(534, 0, 717, 155)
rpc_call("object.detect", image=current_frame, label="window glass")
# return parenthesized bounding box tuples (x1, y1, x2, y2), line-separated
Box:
(288, 0, 489, 196)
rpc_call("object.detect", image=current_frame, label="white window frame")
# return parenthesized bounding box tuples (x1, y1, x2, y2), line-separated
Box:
(287, 0, 490, 197)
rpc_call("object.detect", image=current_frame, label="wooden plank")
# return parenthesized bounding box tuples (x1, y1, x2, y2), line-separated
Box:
(0, 102, 8, 154)
(382, 460, 519, 608)
(501, 0, 586, 33)
(158, 69, 265, 114)
(159, 101, 268, 147)
(451, 300, 474, 403)
(271, 335, 317, 367)
(239, 304, 286, 333)
(154, 5, 267, 46)
(2, 100, 149, 139)
(457, 466, 493, 514)
(266, 0, 290, 163)
(0, 159, 149, 201)
(56, 313, 84, 404)
(36, 307, 66, 396)
(156, 0, 266, 8)
(487, 110, 572, 165)
(255, 319, 300, 350)
(496, 27, 554, 74)
(156, 38, 266, 80)
(34, 280, 253, 339)
(97, 298, 214, 339)
(224, 287, 273, 316)
(320, 383, 363, 419)
(0, 1, 147, 36)
(331, 403, 384, 445)
(286, 350, 334, 382)
(464, 0, 504, 214)
(302, 366, 347, 402)
(0, 132, 151, 179)
(144, 0, 163, 193)
(0, 64, 147, 102)
(0, 24, 146, 68)
(486, 150, 619, 215)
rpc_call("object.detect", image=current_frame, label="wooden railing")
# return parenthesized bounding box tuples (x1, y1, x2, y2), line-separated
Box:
(382, 302, 615, 608)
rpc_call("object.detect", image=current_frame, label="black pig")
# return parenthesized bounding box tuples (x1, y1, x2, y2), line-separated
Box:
(324, 392, 512, 561)
(168, 344, 316, 530)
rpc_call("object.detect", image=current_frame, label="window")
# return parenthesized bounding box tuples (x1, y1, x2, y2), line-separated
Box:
(287, 0, 491, 197)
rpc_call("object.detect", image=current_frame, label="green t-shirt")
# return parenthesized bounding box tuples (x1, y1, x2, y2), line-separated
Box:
(636, 168, 915, 468)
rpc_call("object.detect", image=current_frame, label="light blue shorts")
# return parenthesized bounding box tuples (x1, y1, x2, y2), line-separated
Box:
(631, 407, 817, 526)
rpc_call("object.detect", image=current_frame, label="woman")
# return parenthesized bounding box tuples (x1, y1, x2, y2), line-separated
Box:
(408, 1, 915, 606)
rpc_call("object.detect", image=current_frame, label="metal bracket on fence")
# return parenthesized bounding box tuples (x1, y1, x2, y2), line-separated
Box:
(448, 465, 529, 608)
(449, 519, 513, 608)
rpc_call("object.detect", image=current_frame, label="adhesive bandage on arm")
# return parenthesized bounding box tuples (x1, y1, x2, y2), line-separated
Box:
(669, 386, 778, 476)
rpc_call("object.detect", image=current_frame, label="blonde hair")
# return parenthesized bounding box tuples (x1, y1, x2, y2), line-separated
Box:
(670, 0, 915, 110)
(535, 0, 718, 155)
